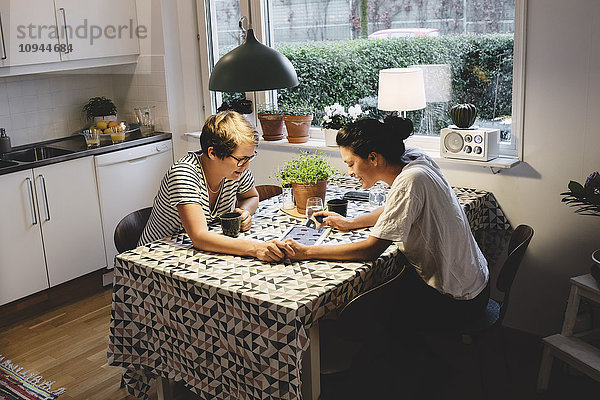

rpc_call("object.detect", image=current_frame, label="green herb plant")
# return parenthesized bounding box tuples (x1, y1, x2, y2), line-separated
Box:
(83, 97, 117, 120)
(257, 103, 281, 114)
(273, 152, 338, 185)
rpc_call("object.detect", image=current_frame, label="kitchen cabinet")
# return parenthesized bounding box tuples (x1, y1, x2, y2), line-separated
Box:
(0, 156, 106, 305)
(35, 156, 106, 286)
(0, 0, 139, 76)
(0, 169, 49, 305)
(0, 0, 61, 67)
(54, 0, 140, 62)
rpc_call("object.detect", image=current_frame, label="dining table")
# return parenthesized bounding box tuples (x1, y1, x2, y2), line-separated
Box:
(107, 176, 511, 400)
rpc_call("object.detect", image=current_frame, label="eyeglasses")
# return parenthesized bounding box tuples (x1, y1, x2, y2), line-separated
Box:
(228, 151, 257, 167)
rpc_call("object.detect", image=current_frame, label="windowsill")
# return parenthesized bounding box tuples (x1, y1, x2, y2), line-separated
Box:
(258, 137, 520, 170)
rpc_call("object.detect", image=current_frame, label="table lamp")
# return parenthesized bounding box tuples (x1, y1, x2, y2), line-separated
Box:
(408, 64, 452, 134)
(377, 68, 426, 119)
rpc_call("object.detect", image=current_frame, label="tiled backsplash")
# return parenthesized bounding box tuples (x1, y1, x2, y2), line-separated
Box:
(0, 55, 169, 148)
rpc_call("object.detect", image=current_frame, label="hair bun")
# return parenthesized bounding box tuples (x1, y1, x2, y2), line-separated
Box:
(384, 115, 413, 141)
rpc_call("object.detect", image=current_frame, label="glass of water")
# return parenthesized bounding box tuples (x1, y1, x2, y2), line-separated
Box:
(369, 188, 386, 207)
(305, 197, 324, 219)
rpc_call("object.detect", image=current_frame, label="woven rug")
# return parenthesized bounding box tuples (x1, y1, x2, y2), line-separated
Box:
(0, 356, 65, 400)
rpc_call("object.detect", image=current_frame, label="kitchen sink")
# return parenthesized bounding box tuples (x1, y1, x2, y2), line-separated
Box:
(2, 146, 74, 162)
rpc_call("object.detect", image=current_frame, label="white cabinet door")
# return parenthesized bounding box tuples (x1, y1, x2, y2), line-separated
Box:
(0, 170, 49, 305)
(54, 0, 140, 62)
(35, 156, 106, 286)
(0, 0, 61, 67)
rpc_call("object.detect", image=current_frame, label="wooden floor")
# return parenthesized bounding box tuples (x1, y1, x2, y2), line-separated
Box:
(1, 286, 599, 399)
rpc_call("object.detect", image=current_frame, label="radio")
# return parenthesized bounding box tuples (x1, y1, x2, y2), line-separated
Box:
(440, 127, 499, 161)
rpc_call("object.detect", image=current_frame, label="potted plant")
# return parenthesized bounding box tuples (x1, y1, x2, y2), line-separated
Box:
(257, 103, 284, 141)
(282, 103, 314, 144)
(83, 97, 118, 124)
(273, 151, 338, 214)
(321, 103, 367, 146)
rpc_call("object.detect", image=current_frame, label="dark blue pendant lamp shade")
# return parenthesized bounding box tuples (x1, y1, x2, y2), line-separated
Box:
(208, 29, 299, 92)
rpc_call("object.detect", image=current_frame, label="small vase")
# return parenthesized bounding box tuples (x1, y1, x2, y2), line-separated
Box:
(323, 128, 338, 147)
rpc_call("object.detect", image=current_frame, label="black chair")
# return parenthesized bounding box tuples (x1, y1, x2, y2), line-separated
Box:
(255, 184, 283, 202)
(320, 265, 407, 376)
(113, 207, 153, 253)
(450, 224, 534, 396)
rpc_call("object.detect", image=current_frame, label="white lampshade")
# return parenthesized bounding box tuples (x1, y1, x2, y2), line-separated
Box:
(377, 68, 426, 113)
(408, 64, 452, 103)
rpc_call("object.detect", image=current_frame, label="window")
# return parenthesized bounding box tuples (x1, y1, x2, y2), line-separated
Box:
(198, 0, 526, 159)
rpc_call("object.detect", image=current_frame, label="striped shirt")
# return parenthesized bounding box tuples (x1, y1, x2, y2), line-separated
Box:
(138, 151, 255, 245)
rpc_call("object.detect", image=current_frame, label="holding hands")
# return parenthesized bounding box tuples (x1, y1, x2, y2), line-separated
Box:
(255, 240, 295, 262)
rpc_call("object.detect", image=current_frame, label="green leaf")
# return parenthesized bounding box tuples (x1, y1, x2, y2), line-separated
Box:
(568, 181, 585, 198)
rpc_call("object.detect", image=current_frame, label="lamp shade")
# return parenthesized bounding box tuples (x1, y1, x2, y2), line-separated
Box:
(208, 29, 299, 92)
(377, 68, 426, 112)
(408, 64, 452, 103)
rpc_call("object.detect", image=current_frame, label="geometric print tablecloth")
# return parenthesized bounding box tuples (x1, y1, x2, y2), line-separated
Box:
(107, 176, 509, 400)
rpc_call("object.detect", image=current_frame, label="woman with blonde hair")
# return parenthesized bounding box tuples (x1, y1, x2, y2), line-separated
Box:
(140, 110, 292, 262)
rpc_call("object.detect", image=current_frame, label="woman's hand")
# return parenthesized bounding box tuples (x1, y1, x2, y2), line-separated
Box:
(234, 208, 252, 231)
(283, 239, 310, 260)
(255, 240, 295, 262)
(314, 210, 355, 231)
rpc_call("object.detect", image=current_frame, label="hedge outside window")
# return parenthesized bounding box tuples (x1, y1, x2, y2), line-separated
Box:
(204, 0, 521, 154)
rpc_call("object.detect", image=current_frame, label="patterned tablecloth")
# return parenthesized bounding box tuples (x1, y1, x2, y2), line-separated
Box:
(107, 177, 510, 400)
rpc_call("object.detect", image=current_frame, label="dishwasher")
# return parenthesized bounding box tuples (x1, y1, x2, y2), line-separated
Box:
(95, 140, 173, 277)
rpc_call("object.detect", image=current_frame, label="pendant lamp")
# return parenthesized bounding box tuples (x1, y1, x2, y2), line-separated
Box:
(208, 6, 299, 93)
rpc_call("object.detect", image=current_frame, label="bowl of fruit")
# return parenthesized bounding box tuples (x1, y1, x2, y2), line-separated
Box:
(86, 121, 132, 144)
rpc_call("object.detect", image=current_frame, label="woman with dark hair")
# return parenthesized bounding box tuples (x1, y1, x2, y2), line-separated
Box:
(283, 115, 489, 325)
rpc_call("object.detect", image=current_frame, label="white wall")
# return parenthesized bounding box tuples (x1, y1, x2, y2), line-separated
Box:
(162, 0, 600, 336)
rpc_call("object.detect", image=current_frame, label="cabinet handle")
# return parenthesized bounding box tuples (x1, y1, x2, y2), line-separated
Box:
(0, 12, 7, 60)
(58, 8, 70, 54)
(38, 174, 51, 221)
(26, 178, 38, 226)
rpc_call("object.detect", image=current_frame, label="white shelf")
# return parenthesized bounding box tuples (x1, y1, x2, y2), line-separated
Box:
(253, 137, 520, 171)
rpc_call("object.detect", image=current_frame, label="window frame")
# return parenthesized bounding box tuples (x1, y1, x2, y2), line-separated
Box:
(197, 0, 527, 161)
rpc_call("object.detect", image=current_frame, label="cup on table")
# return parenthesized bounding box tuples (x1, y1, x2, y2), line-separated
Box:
(305, 197, 324, 219)
(83, 129, 100, 149)
(281, 186, 295, 210)
(369, 188, 386, 207)
(110, 127, 126, 144)
(327, 198, 348, 216)
(220, 211, 242, 237)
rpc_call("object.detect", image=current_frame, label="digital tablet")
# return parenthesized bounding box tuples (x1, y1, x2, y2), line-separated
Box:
(280, 226, 331, 246)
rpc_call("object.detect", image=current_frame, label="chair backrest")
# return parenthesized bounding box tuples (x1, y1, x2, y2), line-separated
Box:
(114, 207, 153, 253)
(496, 224, 534, 321)
(337, 265, 406, 341)
(256, 185, 283, 202)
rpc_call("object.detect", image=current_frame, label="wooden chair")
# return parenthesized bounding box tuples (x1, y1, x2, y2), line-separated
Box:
(320, 265, 407, 376)
(448, 224, 534, 395)
(256, 184, 283, 202)
(113, 207, 153, 253)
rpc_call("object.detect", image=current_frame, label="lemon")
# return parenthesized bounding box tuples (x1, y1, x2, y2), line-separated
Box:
(103, 128, 111, 134)
(96, 121, 108, 130)
(108, 121, 118, 128)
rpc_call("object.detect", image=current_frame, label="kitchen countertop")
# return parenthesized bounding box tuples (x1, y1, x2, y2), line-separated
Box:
(0, 130, 172, 176)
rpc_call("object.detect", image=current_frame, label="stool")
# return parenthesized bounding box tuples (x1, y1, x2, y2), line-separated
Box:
(537, 274, 600, 391)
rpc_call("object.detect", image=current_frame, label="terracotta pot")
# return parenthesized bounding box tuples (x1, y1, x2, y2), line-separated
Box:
(284, 115, 313, 143)
(258, 113, 284, 141)
(292, 180, 327, 215)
